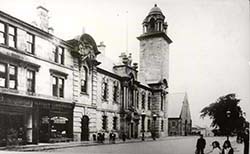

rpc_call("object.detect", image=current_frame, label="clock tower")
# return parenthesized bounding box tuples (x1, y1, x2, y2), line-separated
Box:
(137, 4, 172, 85)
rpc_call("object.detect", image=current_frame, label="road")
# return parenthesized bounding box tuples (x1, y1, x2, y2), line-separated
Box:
(50, 136, 244, 154)
(0, 136, 244, 154)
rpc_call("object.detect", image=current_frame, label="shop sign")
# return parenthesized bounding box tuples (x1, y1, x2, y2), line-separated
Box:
(51, 116, 68, 124)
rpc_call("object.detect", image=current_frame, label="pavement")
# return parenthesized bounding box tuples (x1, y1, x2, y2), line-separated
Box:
(0, 136, 245, 154)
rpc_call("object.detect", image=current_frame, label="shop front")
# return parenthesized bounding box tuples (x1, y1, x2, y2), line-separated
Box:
(35, 100, 73, 143)
(0, 94, 33, 147)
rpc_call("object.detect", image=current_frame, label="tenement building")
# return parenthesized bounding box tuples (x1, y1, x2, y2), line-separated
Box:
(0, 4, 171, 146)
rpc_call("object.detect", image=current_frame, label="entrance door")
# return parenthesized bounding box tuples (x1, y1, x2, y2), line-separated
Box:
(130, 123, 134, 138)
(81, 116, 89, 141)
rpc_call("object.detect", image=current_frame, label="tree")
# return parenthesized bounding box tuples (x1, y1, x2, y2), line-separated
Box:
(200, 93, 246, 138)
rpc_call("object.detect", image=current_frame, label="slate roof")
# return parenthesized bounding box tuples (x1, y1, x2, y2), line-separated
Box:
(168, 93, 186, 118)
(96, 53, 116, 73)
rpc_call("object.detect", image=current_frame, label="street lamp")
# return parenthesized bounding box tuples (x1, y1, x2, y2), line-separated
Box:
(226, 110, 231, 140)
(152, 114, 157, 140)
(141, 112, 146, 141)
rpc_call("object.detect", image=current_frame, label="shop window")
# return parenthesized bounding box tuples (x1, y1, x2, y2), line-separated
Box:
(52, 76, 64, 98)
(102, 115, 107, 130)
(27, 69, 35, 93)
(147, 119, 151, 131)
(0, 22, 5, 44)
(113, 81, 119, 103)
(53, 45, 64, 65)
(141, 93, 145, 109)
(148, 95, 151, 110)
(102, 78, 108, 101)
(113, 116, 118, 130)
(8, 25, 16, 48)
(26, 33, 35, 54)
(81, 66, 87, 93)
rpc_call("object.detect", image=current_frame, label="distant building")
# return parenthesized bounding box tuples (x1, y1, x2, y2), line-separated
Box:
(0, 4, 171, 146)
(168, 93, 192, 136)
(192, 125, 214, 137)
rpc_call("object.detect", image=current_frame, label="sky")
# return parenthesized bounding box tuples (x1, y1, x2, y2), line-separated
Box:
(0, 0, 250, 127)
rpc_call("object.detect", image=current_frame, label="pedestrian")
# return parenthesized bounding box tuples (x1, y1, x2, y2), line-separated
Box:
(122, 133, 126, 142)
(109, 132, 112, 143)
(102, 133, 105, 143)
(196, 134, 206, 154)
(222, 140, 233, 154)
(243, 129, 249, 154)
(112, 133, 116, 144)
(207, 141, 222, 154)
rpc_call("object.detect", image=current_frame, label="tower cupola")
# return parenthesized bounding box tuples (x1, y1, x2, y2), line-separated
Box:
(142, 4, 168, 34)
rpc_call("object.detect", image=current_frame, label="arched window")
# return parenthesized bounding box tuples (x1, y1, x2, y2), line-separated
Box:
(81, 66, 88, 93)
(102, 77, 108, 100)
(149, 18, 155, 32)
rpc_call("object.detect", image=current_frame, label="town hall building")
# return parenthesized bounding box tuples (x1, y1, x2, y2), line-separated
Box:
(0, 4, 173, 146)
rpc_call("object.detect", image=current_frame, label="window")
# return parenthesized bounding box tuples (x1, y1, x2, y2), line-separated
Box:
(58, 46, 64, 65)
(102, 78, 108, 101)
(141, 93, 145, 109)
(172, 121, 176, 127)
(52, 76, 64, 97)
(113, 117, 118, 130)
(0, 22, 5, 44)
(161, 120, 164, 131)
(81, 67, 87, 93)
(113, 81, 119, 102)
(102, 115, 108, 130)
(0, 63, 17, 89)
(147, 119, 151, 131)
(53, 45, 64, 65)
(27, 69, 35, 92)
(148, 95, 151, 110)
(136, 91, 139, 108)
(161, 94, 164, 111)
(26, 33, 35, 54)
(0, 63, 6, 87)
(8, 25, 16, 48)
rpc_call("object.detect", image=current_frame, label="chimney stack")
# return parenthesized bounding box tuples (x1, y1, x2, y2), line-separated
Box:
(36, 5, 49, 32)
(97, 41, 106, 55)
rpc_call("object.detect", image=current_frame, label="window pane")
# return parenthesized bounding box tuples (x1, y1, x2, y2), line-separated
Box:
(9, 65, 16, 75)
(9, 26, 15, 35)
(0, 64, 6, 73)
(8, 36, 15, 47)
(9, 79, 16, 89)
(0, 23, 4, 32)
(0, 32, 4, 44)
(53, 76, 57, 85)
(0, 78, 5, 87)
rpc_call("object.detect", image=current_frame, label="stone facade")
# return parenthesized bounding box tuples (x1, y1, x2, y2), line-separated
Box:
(0, 4, 172, 145)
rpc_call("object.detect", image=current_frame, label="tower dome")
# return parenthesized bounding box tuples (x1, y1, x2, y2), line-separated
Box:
(148, 4, 163, 15)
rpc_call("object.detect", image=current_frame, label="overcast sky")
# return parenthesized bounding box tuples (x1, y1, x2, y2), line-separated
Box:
(1, 0, 249, 127)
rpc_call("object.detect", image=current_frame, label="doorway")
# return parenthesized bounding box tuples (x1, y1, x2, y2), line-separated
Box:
(81, 115, 89, 141)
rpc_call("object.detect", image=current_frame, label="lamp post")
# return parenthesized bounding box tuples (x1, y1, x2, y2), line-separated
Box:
(226, 110, 231, 141)
(152, 114, 157, 140)
(141, 112, 146, 141)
